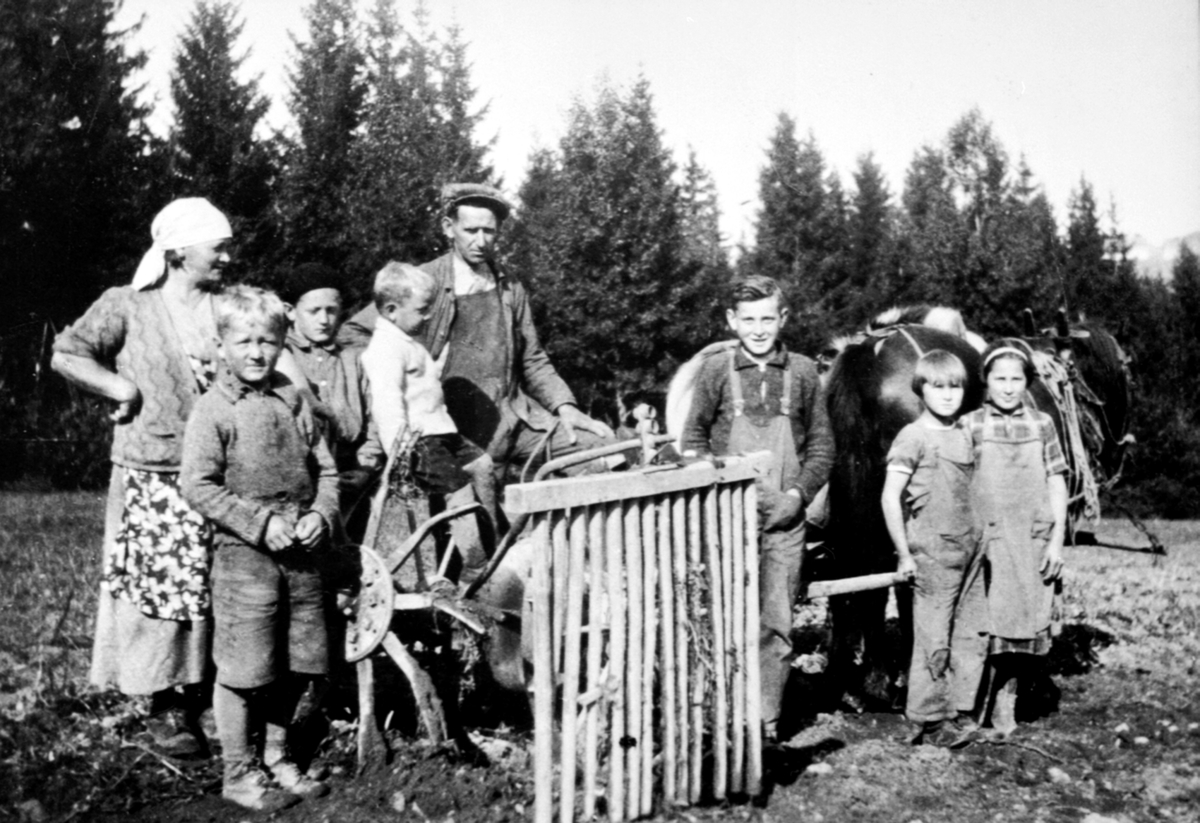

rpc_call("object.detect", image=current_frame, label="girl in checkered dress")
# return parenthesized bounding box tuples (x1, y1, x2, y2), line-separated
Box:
(963, 339, 1068, 738)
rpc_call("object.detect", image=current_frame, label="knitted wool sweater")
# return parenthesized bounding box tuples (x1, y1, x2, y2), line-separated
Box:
(54, 287, 206, 472)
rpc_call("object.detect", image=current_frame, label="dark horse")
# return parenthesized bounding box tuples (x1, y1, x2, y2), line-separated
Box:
(822, 311, 1132, 708)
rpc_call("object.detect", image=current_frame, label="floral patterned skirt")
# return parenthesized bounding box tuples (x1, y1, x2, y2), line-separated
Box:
(91, 465, 211, 695)
(105, 468, 212, 621)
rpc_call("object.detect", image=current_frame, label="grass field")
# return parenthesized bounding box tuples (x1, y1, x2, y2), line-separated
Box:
(2, 492, 1199, 821)
(0, 490, 106, 705)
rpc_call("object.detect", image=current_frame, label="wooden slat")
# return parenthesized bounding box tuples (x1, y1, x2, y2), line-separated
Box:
(671, 491, 689, 804)
(658, 498, 678, 806)
(640, 498, 658, 817)
(704, 486, 728, 800)
(624, 500, 643, 819)
(558, 509, 587, 823)
(531, 514, 555, 823)
(686, 489, 704, 804)
(505, 455, 772, 514)
(743, 482, 763, 797)
(582, 505, 605, 820)
(725, 484, 745, 795)
(605, 501, 627, 822)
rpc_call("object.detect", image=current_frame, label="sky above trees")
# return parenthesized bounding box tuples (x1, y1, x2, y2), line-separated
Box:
(117, 0, 1199, 247)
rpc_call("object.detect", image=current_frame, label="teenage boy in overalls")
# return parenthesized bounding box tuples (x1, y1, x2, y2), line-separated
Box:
(680, 275, 835, 745)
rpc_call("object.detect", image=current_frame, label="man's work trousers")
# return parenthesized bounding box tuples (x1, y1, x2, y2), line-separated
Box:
(760, 517, 806, 734)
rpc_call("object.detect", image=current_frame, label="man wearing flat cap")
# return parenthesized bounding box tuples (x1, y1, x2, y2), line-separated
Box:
(343, 183, 615, 513)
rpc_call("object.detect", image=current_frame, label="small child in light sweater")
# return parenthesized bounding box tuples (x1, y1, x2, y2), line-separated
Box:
(360, 262, 495, 582)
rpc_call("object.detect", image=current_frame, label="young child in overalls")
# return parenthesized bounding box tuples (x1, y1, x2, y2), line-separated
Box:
(680, 274, 835, 745)
(881, 350, 987, 746)
(963, 339, 1068, 739)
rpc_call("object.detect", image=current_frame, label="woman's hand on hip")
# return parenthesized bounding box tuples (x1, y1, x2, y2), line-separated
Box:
(108, 393, 141, 423)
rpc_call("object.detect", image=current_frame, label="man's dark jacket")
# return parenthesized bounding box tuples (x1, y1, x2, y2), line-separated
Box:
(340, 252, 575, 434)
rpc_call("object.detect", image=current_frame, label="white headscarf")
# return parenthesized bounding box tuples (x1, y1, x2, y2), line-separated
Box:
(131, 198, 232, 290)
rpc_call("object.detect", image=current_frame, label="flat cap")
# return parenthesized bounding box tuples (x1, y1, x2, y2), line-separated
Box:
(441, 183, 512, 221)
(280, 262, 346, 305)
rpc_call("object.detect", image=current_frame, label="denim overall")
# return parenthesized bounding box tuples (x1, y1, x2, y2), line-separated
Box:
(902, 425, 987, 723)
(725, 350, 804, 736)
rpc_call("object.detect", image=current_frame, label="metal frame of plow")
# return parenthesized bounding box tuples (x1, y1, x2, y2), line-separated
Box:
(506, 453, 773, 823)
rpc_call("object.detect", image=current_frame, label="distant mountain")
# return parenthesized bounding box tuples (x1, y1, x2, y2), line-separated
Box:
(1128, 232, 1200, 280)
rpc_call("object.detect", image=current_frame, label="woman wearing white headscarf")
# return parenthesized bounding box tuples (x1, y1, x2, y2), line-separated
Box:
(52, 198, 232, 756)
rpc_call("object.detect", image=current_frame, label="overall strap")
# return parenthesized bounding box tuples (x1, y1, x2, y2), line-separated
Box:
(728, 348, 745, 416)
(780, 357, 793, 417)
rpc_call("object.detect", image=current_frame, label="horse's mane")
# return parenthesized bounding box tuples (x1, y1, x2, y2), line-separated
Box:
(823, 339, 886, 542)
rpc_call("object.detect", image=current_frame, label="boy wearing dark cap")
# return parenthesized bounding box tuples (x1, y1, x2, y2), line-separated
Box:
(280, 263, 383, 532)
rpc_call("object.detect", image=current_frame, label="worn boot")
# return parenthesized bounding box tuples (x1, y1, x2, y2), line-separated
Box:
(223, 760, 301, 812)
(947, 712, 982, 748)
(264, 712, 329, 798)
(265, 757, 330, 798)
(144, 690, 204, 758)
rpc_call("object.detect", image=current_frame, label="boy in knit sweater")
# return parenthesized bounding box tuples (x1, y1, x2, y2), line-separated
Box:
(181, 286, 339, 811)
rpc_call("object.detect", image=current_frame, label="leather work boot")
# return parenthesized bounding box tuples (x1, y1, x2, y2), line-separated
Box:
(144, 708, 204, 758)
(266, 758, 330, 798)
(222, 762, 302, 812)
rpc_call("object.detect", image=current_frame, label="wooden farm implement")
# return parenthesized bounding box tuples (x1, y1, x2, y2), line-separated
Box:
(336, 432, 924, 821)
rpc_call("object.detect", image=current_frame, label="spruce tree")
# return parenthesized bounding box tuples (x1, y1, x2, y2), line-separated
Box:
(676, 149, 732, 351)
(342, 0, 494, 283)
(511, 77, 708, 416)
(894, 111, 1064, 335)
(847, 153, 895, 310)
(1063, 179, 1118, 321)
(750, 113, 806, 284)
(748, 115, 848, 351)
(1, 0, 162, 318)
(169, 0, 277, 281)
(278, 0, 366, 272)
(679, 149, 726, 269)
